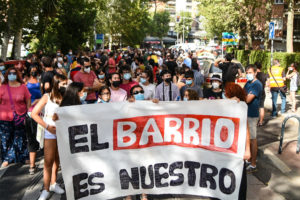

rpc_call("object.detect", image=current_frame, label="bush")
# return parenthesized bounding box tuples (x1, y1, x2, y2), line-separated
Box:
(234, 50, 300, 73)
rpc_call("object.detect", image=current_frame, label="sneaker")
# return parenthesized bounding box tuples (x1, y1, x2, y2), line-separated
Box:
(29, 166, 36, 175)
(49, 182, 65, 194)
(246, 165, 257, 173)
(38, 190, 50, 200)
(245, 160, 251, 167)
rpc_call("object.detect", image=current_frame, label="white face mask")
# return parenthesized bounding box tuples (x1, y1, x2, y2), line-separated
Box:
(212, 82, 220, 89)
(84, 67, 90, 73)
(57, 63, 63, 68)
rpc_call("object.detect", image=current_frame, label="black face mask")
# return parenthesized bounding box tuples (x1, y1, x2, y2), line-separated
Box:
(112, 81, 121, 88)
(165, 78, 172, 83)
(31, 72, 38, 77)
(59, 86, 66, 96)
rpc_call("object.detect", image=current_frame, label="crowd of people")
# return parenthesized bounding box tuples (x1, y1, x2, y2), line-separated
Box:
(0, 47, 298, 200)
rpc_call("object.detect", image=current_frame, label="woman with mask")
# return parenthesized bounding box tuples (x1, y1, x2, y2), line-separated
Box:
(60, 82, 85, 106)
(97, 68, 107, 85)
(140, 70, 155, 100)
(129, 85, 145, 101)
(203, 74, 223, 99)
(183, 89, 199, 101)
(0, 67, 31, 168)
(25, 65, 42, 174)
(32, 74, 67, 200)
(98, 86, 111, 103)
(120, 65, 138, 96)
(109, 73, 127, 102)
(286, 63, 298, 112)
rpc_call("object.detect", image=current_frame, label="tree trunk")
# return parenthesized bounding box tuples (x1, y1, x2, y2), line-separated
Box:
(245, 20, 253, 50)
(154, 0, 157, 15)
(1, 33, 10, 61)
(286, 0, 294, 53)
(13, 28, 23, 60)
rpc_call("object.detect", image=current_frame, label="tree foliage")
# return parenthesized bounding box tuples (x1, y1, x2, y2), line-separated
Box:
(175, 11, 193, 39)
(150, 11, 170, 40)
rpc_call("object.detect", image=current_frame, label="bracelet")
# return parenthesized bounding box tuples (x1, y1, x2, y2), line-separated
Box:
(46, 124, 49, 130)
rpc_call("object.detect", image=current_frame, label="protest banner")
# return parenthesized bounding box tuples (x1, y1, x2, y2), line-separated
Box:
(55, 100, 248, 200)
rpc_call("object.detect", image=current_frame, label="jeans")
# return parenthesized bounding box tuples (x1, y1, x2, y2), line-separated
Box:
(271, 90, 286, 116)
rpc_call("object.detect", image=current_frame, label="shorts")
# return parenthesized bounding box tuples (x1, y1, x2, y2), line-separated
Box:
(248, 117, 259, 139)
(44, 129, 56, 139)
(290, 87, 298, 92)
(259, 93, 266, 108)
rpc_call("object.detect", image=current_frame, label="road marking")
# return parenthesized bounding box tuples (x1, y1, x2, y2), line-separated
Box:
(264, 148, 292, 174)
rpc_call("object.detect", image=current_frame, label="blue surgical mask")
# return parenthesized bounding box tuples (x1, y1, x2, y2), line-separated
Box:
(123, 73, 131, 80)
(134, 93, 145, 101)
(246, 74, 254, 82)
(8, 74, 17, 81)
(98, 74, 105, 79)
(0, 66, 5, 71)
(101, 99, 109, 103)
(222, 92, 227, 99)
(140, 78, 147, 84)
(183, 97, 188, 101)
(80, 92, 87, 103)
(186, 80, 193, 85)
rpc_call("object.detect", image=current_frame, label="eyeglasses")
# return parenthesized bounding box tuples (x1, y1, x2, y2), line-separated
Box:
(9, 72, 17, 75)
(84, 65, 91, 68)
(133, 90, 144, 95)
(101, 92, 110, 95)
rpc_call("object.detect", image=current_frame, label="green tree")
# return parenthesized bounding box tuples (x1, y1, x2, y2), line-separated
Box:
(150, 11, 170, 44)
(286, 0, 294, 53)
(175, 11, 193, 42)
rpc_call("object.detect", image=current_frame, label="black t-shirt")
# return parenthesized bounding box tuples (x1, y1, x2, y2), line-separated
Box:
(100, 55, 108, 67)
(203, 88, 223, 100)
(256, 72, 267, 96)
(166, 60, 178, 77)
(219, 62, 239, 83)
(41, 70, 56, 94)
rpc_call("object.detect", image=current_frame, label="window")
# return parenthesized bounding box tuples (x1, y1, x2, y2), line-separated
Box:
(274, 0, 284, 4)
(272, 18, 283, 30)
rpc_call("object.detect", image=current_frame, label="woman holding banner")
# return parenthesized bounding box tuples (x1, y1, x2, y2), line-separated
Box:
(32, 74, 67, 200)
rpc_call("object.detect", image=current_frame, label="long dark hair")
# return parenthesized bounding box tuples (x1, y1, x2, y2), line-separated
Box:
(50, 74, 67, 104)
(60, 82, 84, 107)
(3, 67, 24, 84)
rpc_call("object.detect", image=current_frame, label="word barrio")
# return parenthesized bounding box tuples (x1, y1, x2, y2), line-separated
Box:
(55, 100, 247, 200)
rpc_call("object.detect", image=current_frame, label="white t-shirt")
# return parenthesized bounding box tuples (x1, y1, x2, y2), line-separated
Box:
(141, 83, 156, 100)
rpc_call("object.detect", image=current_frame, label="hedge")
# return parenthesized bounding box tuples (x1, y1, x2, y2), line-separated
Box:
(232, 50, 300, 73)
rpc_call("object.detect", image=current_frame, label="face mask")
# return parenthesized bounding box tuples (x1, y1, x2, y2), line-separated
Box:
(69, 52, 72, 55)
(246, 74, 254, 82)
(8, 74, 17, 81)
(0, 66, 5, 71)
(149, 51, 152, 55)
(183, 97, 188, 101)
(57, 63, 63, 68)
(101, 99, 109, 103)
(80, 92, 87, 102)
(289, 67, 293, 71)
(134, 93, 145, 101)
(98, 74, 105, 79)
(31, 72, 38, 77)
(84, 67, 90, 73)
(212, 82, 220, 89)
(59, 86, 66, 96)
(123, 73, 131, 80)
(186, 80, 193, 85)
(222, 92, 227, 99)
(140, 78, 147, 84)
(165, 78, 172, 83)
(159, 69, 162, 73)
(112, 80, 121, 88)
(57, 53, 61, 56)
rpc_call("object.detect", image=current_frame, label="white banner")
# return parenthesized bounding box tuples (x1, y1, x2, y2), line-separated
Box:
(55, 100, 247, 200)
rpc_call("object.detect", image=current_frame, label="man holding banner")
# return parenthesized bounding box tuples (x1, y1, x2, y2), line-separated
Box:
(55, 99, 250, 200)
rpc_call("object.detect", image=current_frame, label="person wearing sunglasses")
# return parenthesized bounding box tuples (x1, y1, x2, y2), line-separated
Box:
(73, 57, 102, 104)
(129, 85, 145, 101)
(0, 67, 31, 168)
(98, 86, 111, 103)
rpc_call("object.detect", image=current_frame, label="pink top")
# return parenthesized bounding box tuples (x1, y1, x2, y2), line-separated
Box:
(0, 84, 31, 121)
(74, 71, 97, 100)
(110, 88, 127, 102)
(120, 81, 139, 97)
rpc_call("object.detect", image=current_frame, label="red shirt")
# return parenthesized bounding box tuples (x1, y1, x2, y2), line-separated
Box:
(73, 71, 97, 101)
(0, 84, 31, 121)
(120, 81, 139, 97)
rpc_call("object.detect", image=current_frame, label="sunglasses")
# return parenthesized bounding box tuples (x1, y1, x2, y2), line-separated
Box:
(133, 90, 144, 95)
(9, 72, 17, 75)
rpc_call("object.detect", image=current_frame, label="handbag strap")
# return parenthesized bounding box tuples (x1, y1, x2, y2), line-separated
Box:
(6, 84, 16, 112)
(269, 67, 282, 88)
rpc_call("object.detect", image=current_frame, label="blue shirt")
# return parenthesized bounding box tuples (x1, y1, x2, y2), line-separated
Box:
(27, 82, 42, 103)
(244, 79, 262, 118)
